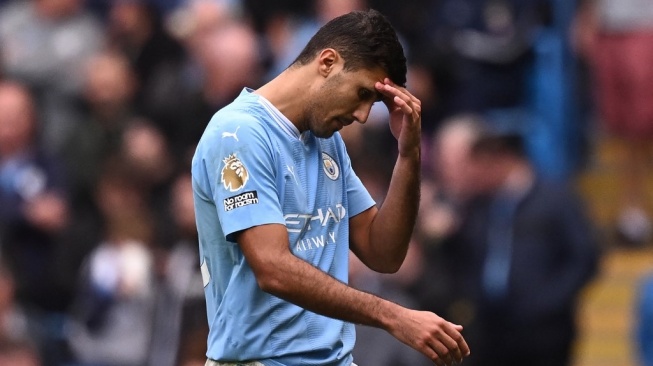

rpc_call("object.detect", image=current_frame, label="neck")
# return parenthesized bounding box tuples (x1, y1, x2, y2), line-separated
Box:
(255, 67, 314, 131)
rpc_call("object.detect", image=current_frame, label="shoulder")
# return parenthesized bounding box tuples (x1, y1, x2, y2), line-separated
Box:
(209, 118, 270, 148)
(211, 93, 271, 130)
(203, 97, 270, 140)
(195, 100, 276, 162)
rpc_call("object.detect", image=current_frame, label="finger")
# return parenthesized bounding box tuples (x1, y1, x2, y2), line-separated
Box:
(449, 323, 470, 357)
(429, 339, 457, 366)
(441, 352, 455, 366)
(383, 78, 421, 106)
(433, 355, 446, 366)
(435, 325, 465, 363)
(383, 85, 421, 120)
(376, 81, 411, 104)
(459, 335, 471, 358)
(420, 341, 446, 366)
(392, 95, 415, 116)
(377, 82, 421, 122)
(444, 323, 470, 361)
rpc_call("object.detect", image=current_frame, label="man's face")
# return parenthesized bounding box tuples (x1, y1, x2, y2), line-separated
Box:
(0, 86, 33, 154)
(468, 153, 506, 195)
(304, 66, 387, 138)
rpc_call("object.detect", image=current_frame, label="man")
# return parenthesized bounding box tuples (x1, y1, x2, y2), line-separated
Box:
(440, 126, 599, 366)
(191, 9, 470, 366)
(0, 81, 70, 312)
(0, 80, 71, 364)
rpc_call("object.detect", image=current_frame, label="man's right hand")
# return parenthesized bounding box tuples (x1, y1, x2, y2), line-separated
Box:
(388, 308, 470, 365)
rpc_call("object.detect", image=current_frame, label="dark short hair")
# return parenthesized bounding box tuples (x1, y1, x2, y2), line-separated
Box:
(292, 9, 407, 86)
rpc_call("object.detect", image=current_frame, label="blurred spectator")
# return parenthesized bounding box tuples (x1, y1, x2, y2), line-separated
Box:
(171, 19, 262, 160)
(69, 118, 178, 366)
(637, 273, 653, 366)
(168, 0, 237, 41)
(148, 172, 206, 366)
(0, 0, 105, 154)
(438, 123, 600, 366)
(0, 80, 71, 314)
(419, 114, 485, 241)
(254, 0, 367, 82)
(62, 49, 138, 206)
(0, 80, 72, 366)
(573, 0, 653, 245)
(87, 0, 185, 19)
(58, 50, 141, 282)
(66, 160, 157, 366)
(105, 0, 188, 130)
(424, 0, 548, 116)
(414, 115, 485, 318)
(120, 119, 178, 249)
(60, 50, 179, 254)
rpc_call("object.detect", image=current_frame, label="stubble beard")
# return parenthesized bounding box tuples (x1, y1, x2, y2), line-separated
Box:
(304, 101, 336, 139)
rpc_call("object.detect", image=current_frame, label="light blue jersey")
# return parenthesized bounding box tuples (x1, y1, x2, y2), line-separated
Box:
(191, 88, 375, 366)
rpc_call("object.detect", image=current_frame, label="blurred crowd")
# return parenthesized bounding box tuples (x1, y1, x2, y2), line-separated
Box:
(0, 0, 651, 365)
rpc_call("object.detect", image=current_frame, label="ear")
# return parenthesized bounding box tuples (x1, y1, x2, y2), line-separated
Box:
(317, 48, 340, 78)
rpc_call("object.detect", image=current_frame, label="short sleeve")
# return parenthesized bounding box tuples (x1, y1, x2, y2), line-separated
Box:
(196, 116, 285, 240)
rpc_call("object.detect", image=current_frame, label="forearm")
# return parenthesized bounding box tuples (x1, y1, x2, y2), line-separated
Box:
(239, 224, 401, 330)
(351, 78, 422, 273)
(262, 251, 469, 365)
(259, 249, 402, 331)
(239, 224, 470, 364)
(366, 152, 421, 271)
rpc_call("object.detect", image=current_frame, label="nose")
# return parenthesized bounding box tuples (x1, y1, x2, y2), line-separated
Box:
(352, 102, 374, 124)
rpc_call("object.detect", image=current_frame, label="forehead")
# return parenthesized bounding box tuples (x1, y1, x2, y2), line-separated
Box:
(342, 65, 387, 84)
(339, 67, 387, 102)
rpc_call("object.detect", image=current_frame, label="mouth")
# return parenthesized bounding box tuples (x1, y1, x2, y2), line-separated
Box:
(337, 118, 353, 129)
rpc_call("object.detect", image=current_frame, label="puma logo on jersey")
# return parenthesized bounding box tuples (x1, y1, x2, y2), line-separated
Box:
(221, 126, 240, 141)
(221, 153, 249, 192)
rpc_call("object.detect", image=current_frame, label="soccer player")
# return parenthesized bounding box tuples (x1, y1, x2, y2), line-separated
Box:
(191, 9, 470, 366)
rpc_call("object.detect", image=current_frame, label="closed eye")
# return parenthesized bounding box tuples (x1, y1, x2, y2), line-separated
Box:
(358, 88, 376, 102)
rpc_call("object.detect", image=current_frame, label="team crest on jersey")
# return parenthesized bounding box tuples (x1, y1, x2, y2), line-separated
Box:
(221, 153, 249, 192)
(322, 152, 339, 180)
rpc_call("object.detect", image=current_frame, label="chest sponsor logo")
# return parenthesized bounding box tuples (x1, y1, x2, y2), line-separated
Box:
(221, 153, 249, 192)
(322, 152, 339, 180)
(285, 204, 346, 252)
(224, 190, 259, 211)
(284, 204, 346, 233)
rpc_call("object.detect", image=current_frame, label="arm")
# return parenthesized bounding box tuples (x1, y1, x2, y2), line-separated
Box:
(237, 223, 469, 366)
(350, 79, 422, 273)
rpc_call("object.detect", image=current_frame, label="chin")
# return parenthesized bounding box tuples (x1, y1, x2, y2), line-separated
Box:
(313, 130, 336, 139)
